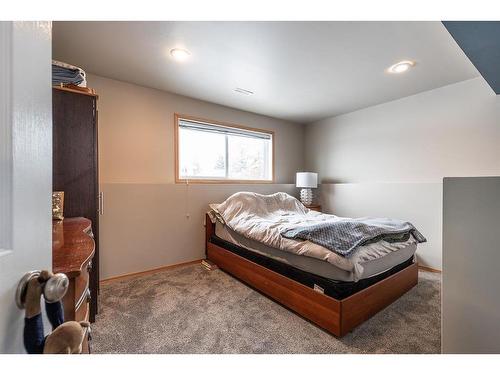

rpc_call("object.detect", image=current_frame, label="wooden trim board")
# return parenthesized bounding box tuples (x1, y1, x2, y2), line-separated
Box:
(53, 85, 98, 98)
(418, 265, 442, 273)
(100, 259, 202, 284)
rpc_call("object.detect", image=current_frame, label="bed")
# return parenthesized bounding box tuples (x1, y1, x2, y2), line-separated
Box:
(205, 192, 422, 337)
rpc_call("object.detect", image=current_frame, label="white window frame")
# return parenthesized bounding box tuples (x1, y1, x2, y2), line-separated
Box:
(174, 114, 275, 183)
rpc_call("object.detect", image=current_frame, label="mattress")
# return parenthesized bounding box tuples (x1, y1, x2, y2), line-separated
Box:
(210, 234, 415, 300)
(215, 222, 416, 282)
(209, 192, 419, 281)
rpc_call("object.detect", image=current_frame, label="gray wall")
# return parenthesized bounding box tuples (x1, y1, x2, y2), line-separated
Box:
(87, 74, 305, 279)
(442, 177, 500, 353)
(305, 77, 500, 270)
(99, 183, 297, 278)
(90, 74, 304, 185)
(91, 72, 500, 277)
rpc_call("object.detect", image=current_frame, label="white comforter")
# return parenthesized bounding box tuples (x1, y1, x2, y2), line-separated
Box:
(209, 191, 416, 280)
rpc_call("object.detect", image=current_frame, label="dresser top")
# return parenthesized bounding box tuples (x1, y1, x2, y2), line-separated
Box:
(52, 217, 95, 277)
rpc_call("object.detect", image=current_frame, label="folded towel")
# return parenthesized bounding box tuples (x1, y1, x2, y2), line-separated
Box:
(52, 60, 87, 87)
(52, 60, 86, 75)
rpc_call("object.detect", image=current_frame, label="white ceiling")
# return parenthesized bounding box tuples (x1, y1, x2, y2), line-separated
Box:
(53, 21, 479, 123)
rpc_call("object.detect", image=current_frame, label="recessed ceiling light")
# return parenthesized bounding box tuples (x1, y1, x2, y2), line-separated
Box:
(170, 48, 191, 61)
(387, 60, 416, 74)
(234, 88, 254, 95)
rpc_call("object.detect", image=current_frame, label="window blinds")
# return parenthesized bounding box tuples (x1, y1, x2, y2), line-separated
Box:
(178, 118, 272, 140)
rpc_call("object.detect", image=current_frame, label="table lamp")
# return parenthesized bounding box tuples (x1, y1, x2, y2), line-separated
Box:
(296, 172, 318, 206)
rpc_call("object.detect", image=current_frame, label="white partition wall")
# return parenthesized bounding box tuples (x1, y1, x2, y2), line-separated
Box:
(442, 177, 500, 353)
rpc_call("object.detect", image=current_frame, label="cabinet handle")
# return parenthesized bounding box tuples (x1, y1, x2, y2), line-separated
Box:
(98, 192, 104, 215)
(87, 260, 93, 273)
(85, 227, 94, 238)
(86, 288, 91, 303)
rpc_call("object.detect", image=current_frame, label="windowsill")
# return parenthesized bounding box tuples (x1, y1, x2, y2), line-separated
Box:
(175, 178, 275, 184)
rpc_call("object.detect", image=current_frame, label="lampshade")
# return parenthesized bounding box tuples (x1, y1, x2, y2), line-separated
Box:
(296, 172, 318, 188)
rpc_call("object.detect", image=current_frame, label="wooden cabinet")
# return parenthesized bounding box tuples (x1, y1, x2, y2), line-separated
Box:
(53, 218, 95, 354)
(52, 87, 99, 322)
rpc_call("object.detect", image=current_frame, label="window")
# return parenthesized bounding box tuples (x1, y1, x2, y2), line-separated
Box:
(175, 114, 274, 183)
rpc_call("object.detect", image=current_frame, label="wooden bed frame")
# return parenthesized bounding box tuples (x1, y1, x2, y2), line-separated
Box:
(205, 214, 418, 337)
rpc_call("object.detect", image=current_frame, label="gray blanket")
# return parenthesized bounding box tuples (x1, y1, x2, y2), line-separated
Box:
(281, 218, 426, 257)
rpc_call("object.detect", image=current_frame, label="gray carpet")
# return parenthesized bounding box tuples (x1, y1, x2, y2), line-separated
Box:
(91, 264, 441, 354)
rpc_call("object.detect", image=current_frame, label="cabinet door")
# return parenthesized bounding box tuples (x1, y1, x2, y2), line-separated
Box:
(53, 89, 99, 321)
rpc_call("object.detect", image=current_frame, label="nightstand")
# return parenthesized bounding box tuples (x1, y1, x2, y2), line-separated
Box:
(304, 204, 321, 212)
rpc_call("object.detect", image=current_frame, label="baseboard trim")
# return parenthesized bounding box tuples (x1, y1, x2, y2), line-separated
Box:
(418, 265, 442, 273)
(100, 259, 203, 284)
(100, 259, 441, 284)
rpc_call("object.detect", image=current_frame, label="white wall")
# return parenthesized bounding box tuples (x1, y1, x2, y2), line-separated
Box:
(87, 74, 305, 279)
(321, 183, 442, 270)
(442, 177, 500, 353)
(306, 77, 500, 270)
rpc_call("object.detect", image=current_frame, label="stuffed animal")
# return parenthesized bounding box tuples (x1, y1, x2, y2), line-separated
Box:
(23, 270, 89, 354)
(43, 321, 90, 354)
